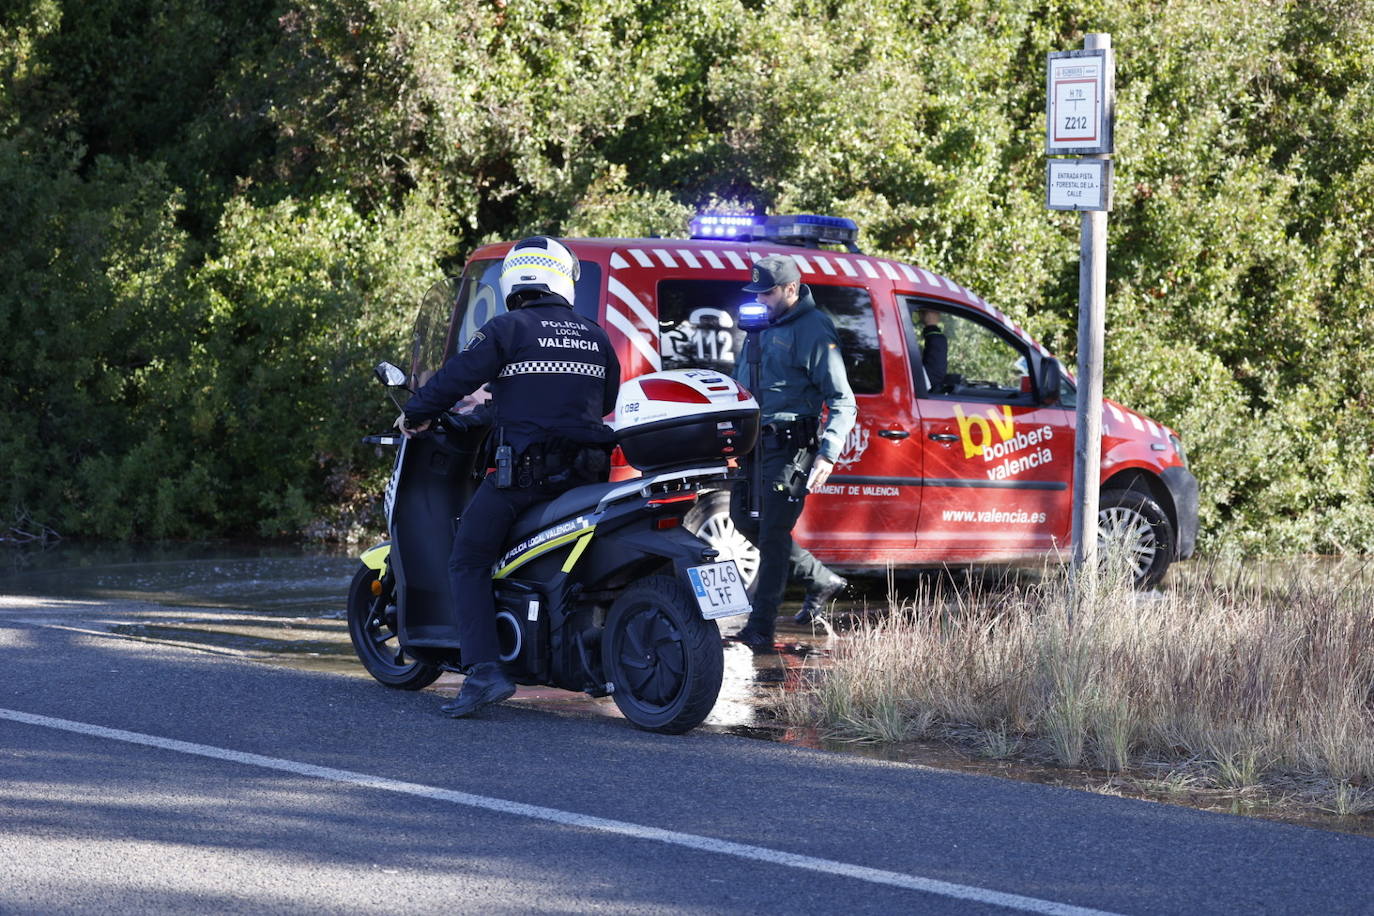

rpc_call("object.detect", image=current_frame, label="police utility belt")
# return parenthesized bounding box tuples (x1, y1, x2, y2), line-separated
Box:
(494, 439, 611, 490)
(760, 417, 821, 452)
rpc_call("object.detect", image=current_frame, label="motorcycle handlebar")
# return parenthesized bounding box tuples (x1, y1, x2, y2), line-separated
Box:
(435, 410, 491, 434)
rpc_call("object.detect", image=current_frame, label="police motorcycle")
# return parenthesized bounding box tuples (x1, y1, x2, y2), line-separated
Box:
(347, 283, 760, 734)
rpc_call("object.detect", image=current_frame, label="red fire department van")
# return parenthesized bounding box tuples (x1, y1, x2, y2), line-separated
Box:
(443, 214, 1198, 588)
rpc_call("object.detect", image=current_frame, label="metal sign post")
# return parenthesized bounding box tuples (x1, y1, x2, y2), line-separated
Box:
(1046, 33, 1114, 585)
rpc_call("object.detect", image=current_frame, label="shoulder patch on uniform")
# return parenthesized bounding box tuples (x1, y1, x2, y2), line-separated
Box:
(463, 331, 486, 351)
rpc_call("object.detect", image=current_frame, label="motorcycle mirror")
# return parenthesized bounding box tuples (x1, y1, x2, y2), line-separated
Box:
(374, 362, 409, 389)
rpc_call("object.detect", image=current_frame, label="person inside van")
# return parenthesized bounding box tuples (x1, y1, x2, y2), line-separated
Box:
(729, 255, 858, 648)
(918, 308, 949, 393)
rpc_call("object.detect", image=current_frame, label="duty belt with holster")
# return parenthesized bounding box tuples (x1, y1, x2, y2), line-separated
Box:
(756, 417, 822, 502)
(497, 438, 612, 490)
(761, 416, 821, 452)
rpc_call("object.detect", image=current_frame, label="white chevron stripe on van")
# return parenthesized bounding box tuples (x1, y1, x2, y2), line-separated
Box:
(603, 304, 660, 371)
(606, 278, 662, 371)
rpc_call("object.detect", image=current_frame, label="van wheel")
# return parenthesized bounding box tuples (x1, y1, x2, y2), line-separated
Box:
(603, 575, 723, 734)
(684, 490, 759, 588)
(1098, 489, 1175, 589)
(346, 565, 442, 690)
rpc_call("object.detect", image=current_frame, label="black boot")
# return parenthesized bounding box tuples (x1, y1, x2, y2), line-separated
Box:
(794, 574, 847, 625)
(729, 625, 776, 654)
(441, 662, 516, 718)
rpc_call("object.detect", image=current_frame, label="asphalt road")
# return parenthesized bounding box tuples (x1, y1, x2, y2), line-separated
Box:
(3, 595, 1373, 915)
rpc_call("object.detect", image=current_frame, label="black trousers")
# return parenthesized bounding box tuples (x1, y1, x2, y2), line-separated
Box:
(447, 475, 556, 667)
(729, 445, 837, 637)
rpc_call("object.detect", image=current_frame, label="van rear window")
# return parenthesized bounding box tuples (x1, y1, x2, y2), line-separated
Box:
(656, 279, 882, 394)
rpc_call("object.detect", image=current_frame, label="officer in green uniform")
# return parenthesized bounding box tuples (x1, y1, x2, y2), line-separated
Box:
(730, 255, 857, 650)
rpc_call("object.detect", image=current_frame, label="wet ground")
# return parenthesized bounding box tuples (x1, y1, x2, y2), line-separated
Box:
(4, 544, 1370, 838)
(0, 543, 847, 736)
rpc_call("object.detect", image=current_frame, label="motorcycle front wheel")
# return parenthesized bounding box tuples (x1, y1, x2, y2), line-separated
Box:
(602, 575, 723, 734)
(346, 565, 441, 690)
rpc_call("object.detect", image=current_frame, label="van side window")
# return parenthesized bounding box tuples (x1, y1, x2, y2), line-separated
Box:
(812, 285, 882, 394)
(908, 303, 1033, 403)
(657, 279, 882, 394)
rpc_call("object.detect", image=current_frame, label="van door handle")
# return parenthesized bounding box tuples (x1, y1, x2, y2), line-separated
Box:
(878, 429, 910, 440)
(928, 433, 960, 443)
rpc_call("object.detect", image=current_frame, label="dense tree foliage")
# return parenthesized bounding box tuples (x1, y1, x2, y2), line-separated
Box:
(3, 0, 1371, 551)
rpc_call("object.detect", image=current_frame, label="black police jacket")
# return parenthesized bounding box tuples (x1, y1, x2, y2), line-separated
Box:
(402, 294, 621, 455)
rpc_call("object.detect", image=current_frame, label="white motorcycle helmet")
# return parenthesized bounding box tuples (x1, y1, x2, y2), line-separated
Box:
(499, 236, 580, 308)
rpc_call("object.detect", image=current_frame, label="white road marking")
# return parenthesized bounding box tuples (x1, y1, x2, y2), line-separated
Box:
(1, 707, 1118, 916)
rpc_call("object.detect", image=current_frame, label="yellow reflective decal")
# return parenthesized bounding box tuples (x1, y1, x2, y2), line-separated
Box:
(494, 526, 596, 579)
(360, 543, 390, 572)
(560, 531, 595, 573)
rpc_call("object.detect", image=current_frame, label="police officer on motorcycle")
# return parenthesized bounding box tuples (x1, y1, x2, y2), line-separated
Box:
(400, 237, 621, 717)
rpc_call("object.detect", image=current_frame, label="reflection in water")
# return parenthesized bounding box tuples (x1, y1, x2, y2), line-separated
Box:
(707, 635, 831, 731)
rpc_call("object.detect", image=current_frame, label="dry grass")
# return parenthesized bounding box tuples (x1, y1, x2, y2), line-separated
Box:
(781, 558, 1374, 815)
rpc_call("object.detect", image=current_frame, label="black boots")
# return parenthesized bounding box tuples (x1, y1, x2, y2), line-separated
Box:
(793, 574, 847, 625)
(441, 662, 517, 718)
(730, 626, 776, 653)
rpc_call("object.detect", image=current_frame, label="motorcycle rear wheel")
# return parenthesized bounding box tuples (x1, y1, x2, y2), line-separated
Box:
(346, 564, 442, 690)
(603, 575, 723, 734)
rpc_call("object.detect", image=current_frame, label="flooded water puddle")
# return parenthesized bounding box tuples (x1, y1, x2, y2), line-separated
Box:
(6, 547, 1371, 838)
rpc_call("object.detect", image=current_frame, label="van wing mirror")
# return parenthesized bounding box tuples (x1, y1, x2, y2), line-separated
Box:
(1037, 357, 1063, 405)
(374, 361, 409, 389)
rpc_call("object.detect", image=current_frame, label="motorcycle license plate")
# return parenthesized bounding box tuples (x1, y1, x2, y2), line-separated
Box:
(686, 561, 751, 620)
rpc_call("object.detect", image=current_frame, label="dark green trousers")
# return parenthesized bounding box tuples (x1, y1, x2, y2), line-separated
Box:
(729, 445, 837, 637)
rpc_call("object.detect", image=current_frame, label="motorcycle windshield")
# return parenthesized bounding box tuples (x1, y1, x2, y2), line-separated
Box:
(409, 256, 604, 386)
(408, 277, 462, 388)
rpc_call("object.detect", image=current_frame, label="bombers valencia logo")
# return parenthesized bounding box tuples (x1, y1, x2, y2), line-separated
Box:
(954, 405, 1055, 481)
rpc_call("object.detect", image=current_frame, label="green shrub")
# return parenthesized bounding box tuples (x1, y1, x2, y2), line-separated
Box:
(4, 0, 1372, 548)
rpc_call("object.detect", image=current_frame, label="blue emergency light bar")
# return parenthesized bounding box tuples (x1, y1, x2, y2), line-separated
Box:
(689, 213, 763, 239)
(762, 214, 859, 245)
(689, 211, 861, 251)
